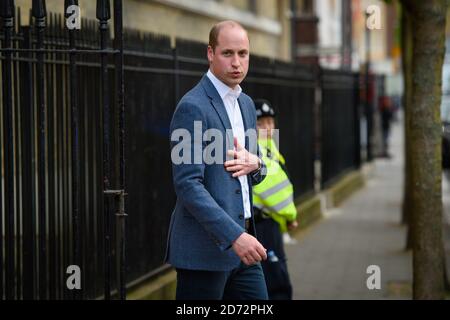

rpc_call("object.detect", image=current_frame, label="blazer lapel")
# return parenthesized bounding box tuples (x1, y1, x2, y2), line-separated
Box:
(201, 75, 234, 151)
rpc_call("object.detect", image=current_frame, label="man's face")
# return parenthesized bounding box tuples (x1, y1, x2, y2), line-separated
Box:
(207, 26, 250, 89)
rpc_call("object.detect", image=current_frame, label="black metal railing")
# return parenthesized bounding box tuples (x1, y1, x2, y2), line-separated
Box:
(320, 69, 360, 187)
(0, 0, 126, 300)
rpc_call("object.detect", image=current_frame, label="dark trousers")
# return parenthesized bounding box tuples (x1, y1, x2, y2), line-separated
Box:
(256, 217, 293, 300)
(176, 262, 268, 300)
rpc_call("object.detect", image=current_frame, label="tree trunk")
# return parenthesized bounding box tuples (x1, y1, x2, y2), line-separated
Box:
(405, 0, 447, 300)
(400, 1, 414, 251)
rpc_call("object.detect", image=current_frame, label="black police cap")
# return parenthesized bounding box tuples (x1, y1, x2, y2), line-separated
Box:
(254, 99, 276, 119)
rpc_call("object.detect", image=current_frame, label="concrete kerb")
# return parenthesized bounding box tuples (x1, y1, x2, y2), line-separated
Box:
(324, 170, 365, 208)
(127, 167, 370, 299)
(127, 269, 177, 300)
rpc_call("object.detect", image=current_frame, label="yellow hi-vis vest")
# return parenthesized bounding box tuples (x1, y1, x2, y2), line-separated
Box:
(253, 138, 298, 233)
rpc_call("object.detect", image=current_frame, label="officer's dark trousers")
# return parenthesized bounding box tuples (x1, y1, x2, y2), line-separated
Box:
(256, 218, 293, 300)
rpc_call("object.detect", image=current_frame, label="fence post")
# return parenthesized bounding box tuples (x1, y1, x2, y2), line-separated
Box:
(64, 0, 81, 300)
(32, 0, 48, 300)
(365, 24, 373, 162)
(354, 73, 362, 169)
(173, 45, 180, 105)
(1, 0, 16, 301)
(314, 66, 322, 192)
(20, 23, 37, 300)
(95, 0, 113, 300)
(113, 0, 127, 300)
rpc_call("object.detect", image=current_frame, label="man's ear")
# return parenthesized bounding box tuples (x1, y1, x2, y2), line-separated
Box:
(207, 45, 214, 63)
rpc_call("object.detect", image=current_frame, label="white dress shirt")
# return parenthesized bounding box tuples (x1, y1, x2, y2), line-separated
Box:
(207, 70, 252, 219)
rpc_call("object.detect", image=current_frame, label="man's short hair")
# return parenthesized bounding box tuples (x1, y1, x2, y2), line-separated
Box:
(208, 20, 247, 51)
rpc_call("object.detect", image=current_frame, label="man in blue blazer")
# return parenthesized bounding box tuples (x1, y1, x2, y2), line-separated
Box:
(166, 21, 269, 300)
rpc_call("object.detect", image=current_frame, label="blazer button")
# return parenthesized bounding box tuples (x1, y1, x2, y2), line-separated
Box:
(235, 189, 241, 194)
(238, 214, 244, 220)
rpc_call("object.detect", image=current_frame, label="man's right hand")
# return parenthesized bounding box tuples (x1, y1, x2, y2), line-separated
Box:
(232, 232, 267, 265)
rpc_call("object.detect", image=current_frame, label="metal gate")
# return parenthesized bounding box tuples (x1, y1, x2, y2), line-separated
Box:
(0, 0, 126, 300)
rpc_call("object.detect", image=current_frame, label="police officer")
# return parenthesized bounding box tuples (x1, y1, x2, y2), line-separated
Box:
(252, 99, 299, 300)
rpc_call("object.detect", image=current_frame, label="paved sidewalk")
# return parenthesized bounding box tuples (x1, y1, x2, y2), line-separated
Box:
(286, 116, 415, 299)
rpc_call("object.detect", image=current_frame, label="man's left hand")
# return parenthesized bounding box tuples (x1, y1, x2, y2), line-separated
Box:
(224, 137, 260, 178)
